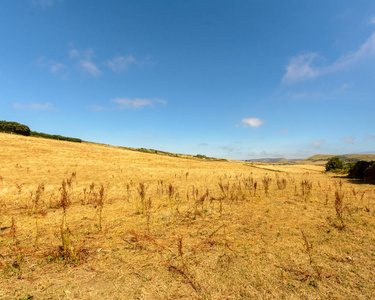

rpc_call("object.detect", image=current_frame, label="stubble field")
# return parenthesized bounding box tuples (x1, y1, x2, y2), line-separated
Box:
(0, 132, 374, 299)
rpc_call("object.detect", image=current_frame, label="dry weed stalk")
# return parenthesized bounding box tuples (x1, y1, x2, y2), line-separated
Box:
(301, 179, 312, 201)
(353, 190, 366, 212)
(10, 217, 23, 278)
(59, 180, 71, 208)
(301, 230, 321, 279)
(262, 176, 272, 196)
(218, 180, 239, 201)
(15, 183, 23, 194)
(197, 189, 209, 211)
(218, 181, 228, 199)
(145, 197, 152, 234)
(242, 175, 255, 198)
(253, 181, 257, 196)
(168, 236, 202, 293)
(96, 184, 105, 231)
(32, 183, 45, 248)
(276, 177, 287, 190)
(125, 180, 134, 201)
(157, 180, 164, 195)
(137, 182, 148, 215)
(301, 230, 314, 265)
(59, 180, 78, 263)
(168, 183, 177, 224)
(334, 189, 346, 229)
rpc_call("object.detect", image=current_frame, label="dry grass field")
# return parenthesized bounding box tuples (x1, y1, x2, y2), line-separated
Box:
(1, 132, 374, 299)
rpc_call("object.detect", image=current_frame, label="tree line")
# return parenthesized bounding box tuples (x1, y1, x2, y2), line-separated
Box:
(326, 156, 375, 181)
(0, 120, 82, 143)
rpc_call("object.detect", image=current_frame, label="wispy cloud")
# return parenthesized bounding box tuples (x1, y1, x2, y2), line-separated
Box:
(282, 29, 375, 84)
(13, 102, 56, 110)
(313, 140, 324, 148)
(36, 56, 68, 75)
(365, 134, 375, 140)
(69, 48, 101, 77)
(31, 0, 61, 8)
(332, 83, 353, 94)
(112, 98, 167, 110)
(282, 53, 319, 84)
(86, 105, 108, 112)
(79, 60, 101, 76)
(242, 118, 264, 128)
(280, 128, 289, 134)
(106, 55, 136, 72)
(370, 16, 375, 24)
(38, 47, 144, 78)
(341, 136, 355, 144)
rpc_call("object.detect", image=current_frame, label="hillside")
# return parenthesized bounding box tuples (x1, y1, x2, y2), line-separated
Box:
(305, 154, 375, 163)
(0, 132, 374, 299)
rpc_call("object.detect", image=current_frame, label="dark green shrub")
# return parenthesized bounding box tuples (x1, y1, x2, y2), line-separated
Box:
(364, 163, 375, 180)
(325, 157, 343, 172)
(195, 154, 207, 159)
(0, 120, 31, 136)
(347, 161, 373, 179)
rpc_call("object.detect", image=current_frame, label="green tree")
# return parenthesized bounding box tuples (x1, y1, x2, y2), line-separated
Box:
(325, 157, 343, 172)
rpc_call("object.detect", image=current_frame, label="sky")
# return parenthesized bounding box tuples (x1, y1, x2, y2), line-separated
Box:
(1, 0, 375, 160)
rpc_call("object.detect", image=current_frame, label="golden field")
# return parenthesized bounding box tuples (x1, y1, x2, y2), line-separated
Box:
(0, 132, 374, 299)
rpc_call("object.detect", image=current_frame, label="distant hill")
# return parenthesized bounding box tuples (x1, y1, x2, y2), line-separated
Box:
(305, 154, 375, 163)
(245, 157, 299, 163)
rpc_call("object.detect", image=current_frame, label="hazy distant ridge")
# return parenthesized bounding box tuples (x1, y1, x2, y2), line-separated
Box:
(305, 154, 375, 163)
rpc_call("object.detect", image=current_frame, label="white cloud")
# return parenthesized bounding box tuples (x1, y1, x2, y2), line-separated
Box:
(13, 102, 56, 110)
(282, 30, 375, 84)
(242, 118, 264, 128)
(112, 98, 167, 110)
(365, 134, 375, 140)
(313, 140, 324, 148)
(106, 55, 136, 72)
(341, 136, 355, 144)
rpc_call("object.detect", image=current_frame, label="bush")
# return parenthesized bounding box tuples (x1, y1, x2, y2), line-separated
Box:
(343, 162, 355, 173)
(0, 120, 31, 136)
(325, 157, 343, 172)
(364, 163, 375, 180)
(347, 161, 373, 179)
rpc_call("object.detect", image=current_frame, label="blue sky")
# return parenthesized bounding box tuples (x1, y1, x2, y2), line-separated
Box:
(1, 0, 375, 159)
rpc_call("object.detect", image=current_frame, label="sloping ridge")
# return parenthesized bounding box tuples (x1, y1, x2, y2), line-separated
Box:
(305, 154, 375, 163)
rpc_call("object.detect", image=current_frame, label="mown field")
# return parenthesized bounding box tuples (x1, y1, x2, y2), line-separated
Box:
(0, 132, 374, 299)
